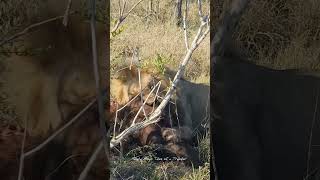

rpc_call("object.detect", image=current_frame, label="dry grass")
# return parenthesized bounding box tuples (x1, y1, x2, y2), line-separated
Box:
(111, 0, 210, 82)
(232, 0, 320, 69)
(110, 136, 211, 179)
(111, 158, 210, 180)
(0, 0, 40, 36)
(110, 0, 210, 179)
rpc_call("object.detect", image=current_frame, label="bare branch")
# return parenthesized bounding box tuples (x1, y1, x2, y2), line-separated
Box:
(110, 82, 161, 148)
(77, 141, 104, 180)
(113, 103, 119, 139)
(306, 90, 319, 175)
(147, 19, 209, 122)
(24, 99, 96, 157)
(63, 0, 73, 26)
(118, 0, 122, 17)
(131, 81, 161, 125)
(0, 12, 76, 46)
(183, 0, 189, 50)
(111, 0, 145, 33)
(121, 0, 127, 17)
(89, 0, 109, 161)
(110, 1, 210, 148)
(17, 116, 27, 180)
(135, 48, 150, 123)
(77, 2, 109, 179)
(150, 80, 162, 113)
(46, 154, 85, 179)
(197, 0, 203, 19)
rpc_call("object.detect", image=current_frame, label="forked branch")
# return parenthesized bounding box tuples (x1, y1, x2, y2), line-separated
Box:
(0, 13, 76, 46)
(111, 81, 162, 148)
(111, 0, 145, 33)
(110, 0, 210, 149)
(62, 0, 73, 26)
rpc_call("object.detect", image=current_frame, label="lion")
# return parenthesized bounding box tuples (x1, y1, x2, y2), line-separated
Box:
(110, 65, 210, 134)
(110, 65, 209, 165)
(2, 4, 107, 138)
(174, 78, 210, 137)
(1, 0, 108, 179)
(110, 66, 170, 106)
(111, 66, 153, 106)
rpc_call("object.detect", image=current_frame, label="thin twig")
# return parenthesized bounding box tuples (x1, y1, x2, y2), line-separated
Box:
(89, 0, 109, 158)
(135, 48, 150, 123)
(111, 82, 161, 147)
(112, 85, 152, 137)
(63, 0, 73, 26)
(131, 81, 161, 125)
(76, 1, 109, 179)
(121, 0, 127, 17)
(113, 103, 119, 138)
(183, 0, 189, 50)
(111, 20, 209, 149)
(110, 0, 209, 150)
(137, 67, 149, 121)
(0, 12, 76, 46)
(148, 19, 209, 122)
(115, 83, 149, 112)
(24, 99, 96, 157)
(197, 0, 203, 19)
(17, 114, 27, 180)
(111, 0, 145, 33)
(77, 141, 104, 180)
(117, 0, 122, 17)
(46, 154, 86, 179)
(306, 89, 319, 177)
(112, 78, 163, 137)
(150, 81, 162, 113)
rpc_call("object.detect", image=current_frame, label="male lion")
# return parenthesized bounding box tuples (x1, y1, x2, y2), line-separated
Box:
(3, 1, 107, 137)
(1, 0, 109, 179)
(111, 65, 209, 134)
(110, 65, 209, 165)
(110, 66, 171, 106)
(111, 66, 154, 106)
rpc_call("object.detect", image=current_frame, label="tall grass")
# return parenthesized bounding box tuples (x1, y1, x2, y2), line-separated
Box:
(110, 0, 210, 82)
(234, 0, 320, 69)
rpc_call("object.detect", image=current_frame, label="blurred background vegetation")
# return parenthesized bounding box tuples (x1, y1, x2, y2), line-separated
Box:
(1, 0, 319, 179)
(212, 0, 320, 69)
(0, 0, 41, 126)
(0, 0, 106, 125)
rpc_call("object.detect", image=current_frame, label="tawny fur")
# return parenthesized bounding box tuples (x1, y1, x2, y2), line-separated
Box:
(110, 65, 209, 134)
(110, 66, 209, 166)
(111, 66, 154, 105)
(1, 0, 108, 179)
(2, 13, 107, 137)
